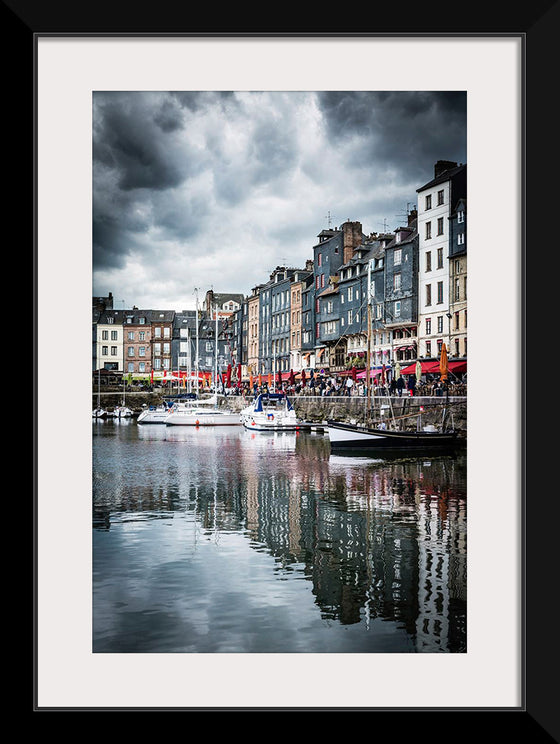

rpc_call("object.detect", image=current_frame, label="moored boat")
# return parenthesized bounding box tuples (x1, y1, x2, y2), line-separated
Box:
(137, 404, 172, 424)
(164, 394, 241, 426)
(241, 393, 301, 431)
(109, 405, 134, 418)
(326, 420, 460, 451)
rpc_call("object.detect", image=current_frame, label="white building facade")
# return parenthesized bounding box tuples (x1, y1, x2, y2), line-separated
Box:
(416, 161, 466, 361)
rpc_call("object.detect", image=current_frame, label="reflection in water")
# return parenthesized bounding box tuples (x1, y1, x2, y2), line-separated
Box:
(93, 422, 466, 653)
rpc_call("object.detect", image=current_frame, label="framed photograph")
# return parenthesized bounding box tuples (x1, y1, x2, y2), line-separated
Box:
(21, 3, 552, 729)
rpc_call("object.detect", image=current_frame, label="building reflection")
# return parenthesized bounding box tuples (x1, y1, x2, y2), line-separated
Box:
(94, 429, 466, 651)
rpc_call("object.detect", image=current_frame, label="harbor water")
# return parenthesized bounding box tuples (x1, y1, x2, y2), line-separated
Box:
(93, 419, 467, 653)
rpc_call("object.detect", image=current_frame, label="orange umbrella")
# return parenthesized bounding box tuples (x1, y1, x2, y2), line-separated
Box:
(439, 343, 449, 382)
(249, 373, 253, 388)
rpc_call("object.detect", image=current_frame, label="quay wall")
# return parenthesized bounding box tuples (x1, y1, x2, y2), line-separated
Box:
(94, 390, 467, 433)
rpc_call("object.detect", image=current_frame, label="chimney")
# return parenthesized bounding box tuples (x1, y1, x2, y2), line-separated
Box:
(408, 209, 417, 226)
(434, 160, 458, 178)
(342, 220, 363, 264)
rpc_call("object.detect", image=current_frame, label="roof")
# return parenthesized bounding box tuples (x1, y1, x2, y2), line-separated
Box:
(97, 310, 126, 324)
(150, 310, 175, 323)
(317, 284, 339, 297)
(417, 163, 466, 192)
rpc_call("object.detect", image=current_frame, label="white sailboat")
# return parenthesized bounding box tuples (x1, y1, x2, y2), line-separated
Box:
(241, 393, 300, 431)
(164, 305, 240, 426)
(92, 367, 107, 418)
(109, 372, 134, 418)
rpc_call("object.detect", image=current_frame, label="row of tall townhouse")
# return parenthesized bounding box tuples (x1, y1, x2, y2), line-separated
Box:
(92, 160, 466, 381)
(235, 160, 466, 378)
(92, 291, 244, 378)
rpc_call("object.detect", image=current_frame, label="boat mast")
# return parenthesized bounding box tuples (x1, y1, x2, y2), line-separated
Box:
(194, 288, 199, 396)
(366, 259, 373, 404)
(214, 302, 218, 394)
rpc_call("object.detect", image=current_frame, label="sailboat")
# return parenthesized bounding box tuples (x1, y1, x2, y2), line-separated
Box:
(92, 367, 107, 418)
(163, 304, 240, 426)
(327, 266, 460, 452)
(109, 372, 134, 418)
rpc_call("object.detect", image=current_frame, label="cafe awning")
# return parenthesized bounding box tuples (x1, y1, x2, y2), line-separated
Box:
(401, 360, 467, 375)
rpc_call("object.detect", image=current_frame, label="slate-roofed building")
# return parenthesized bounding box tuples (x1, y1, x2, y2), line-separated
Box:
(95, 309, 126, 373)
(448, 197, 467, 360)
(383, 214, 419, 365)
(417, 160, 467, 361)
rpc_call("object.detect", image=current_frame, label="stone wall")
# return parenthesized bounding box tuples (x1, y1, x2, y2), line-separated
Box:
(93, 389, 466, 434)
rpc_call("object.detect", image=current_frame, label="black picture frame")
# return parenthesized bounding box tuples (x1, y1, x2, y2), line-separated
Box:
(18, 1, 556, 733)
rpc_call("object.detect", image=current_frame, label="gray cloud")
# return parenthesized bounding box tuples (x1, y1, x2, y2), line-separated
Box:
(92, 91, 466, 309)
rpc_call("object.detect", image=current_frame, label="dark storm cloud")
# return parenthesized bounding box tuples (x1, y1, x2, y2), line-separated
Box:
(92, 90, 467, 308)
(317, 91, 466, 181)
(93, 93, 186, 191)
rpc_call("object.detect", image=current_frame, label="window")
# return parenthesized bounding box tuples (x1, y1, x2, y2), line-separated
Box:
(318, 253, 322, 267)
(154, 327, 161, 337)
(437, 248, 443, 269)
(425, 222, 432, 240)
(455, 278, 460, 301)
(393, 273, 401, 290)
(316, 299, 320, 313)
(394, 301, 401, 317)
(107, 317, 114, 324)
(102, 345, 108, 356)
(101, 330, 108, 340)
(139, 362, 145, 373)
(437, 217, 444, 235)
(128, 362, 134, 373)
(139, 346, 146, 357)
(316, 323, 320, 339)
(315, 276, 320, 289)
(321, 274, 325, 288)
(139, 317, 145, 325)
(437, 189, 444, 205)
(426, 341, 431, 357)
(425, 194, 432, 210)
(437, 281, 444, 304)
(205, 342, 213, 352)
(458, 233, 465, 245)
(394, 248, 402, 265)
(128, 331, 134, 341)
(426, 284, 432, 306)
(437, 316, 444, 333)
(426, 252, 432, 272)
(111, 346, 117, 356)
(154, 343, 161, 356)
(458, 210, 464, 223)
(347, 287, 352, 302)
(454, 312, 460, 330)
(111, 330, 117, 340)
(164, 327, 170, 338)
(426, 318, 431, 335)
(348, 310, 353, 325)
(128, 346, 134, 357)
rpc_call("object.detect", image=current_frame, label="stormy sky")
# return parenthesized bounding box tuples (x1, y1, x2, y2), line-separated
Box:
(92, 91, 466, 311)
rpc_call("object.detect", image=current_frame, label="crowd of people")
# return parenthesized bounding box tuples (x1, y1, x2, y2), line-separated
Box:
(223, 373, 466, 399)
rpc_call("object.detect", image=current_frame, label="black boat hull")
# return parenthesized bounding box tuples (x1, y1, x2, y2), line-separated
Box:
(326, 421, 462, 451)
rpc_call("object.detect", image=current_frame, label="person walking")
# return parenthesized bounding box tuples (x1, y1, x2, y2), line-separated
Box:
(408, 374, 416, 397)
(396, 376, 405, 397)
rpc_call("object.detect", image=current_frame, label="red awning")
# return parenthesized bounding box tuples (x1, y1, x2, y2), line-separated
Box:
(401, 361, 440, 374)
(448, 360, 467, 373)
(400, 360, 467, 375)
